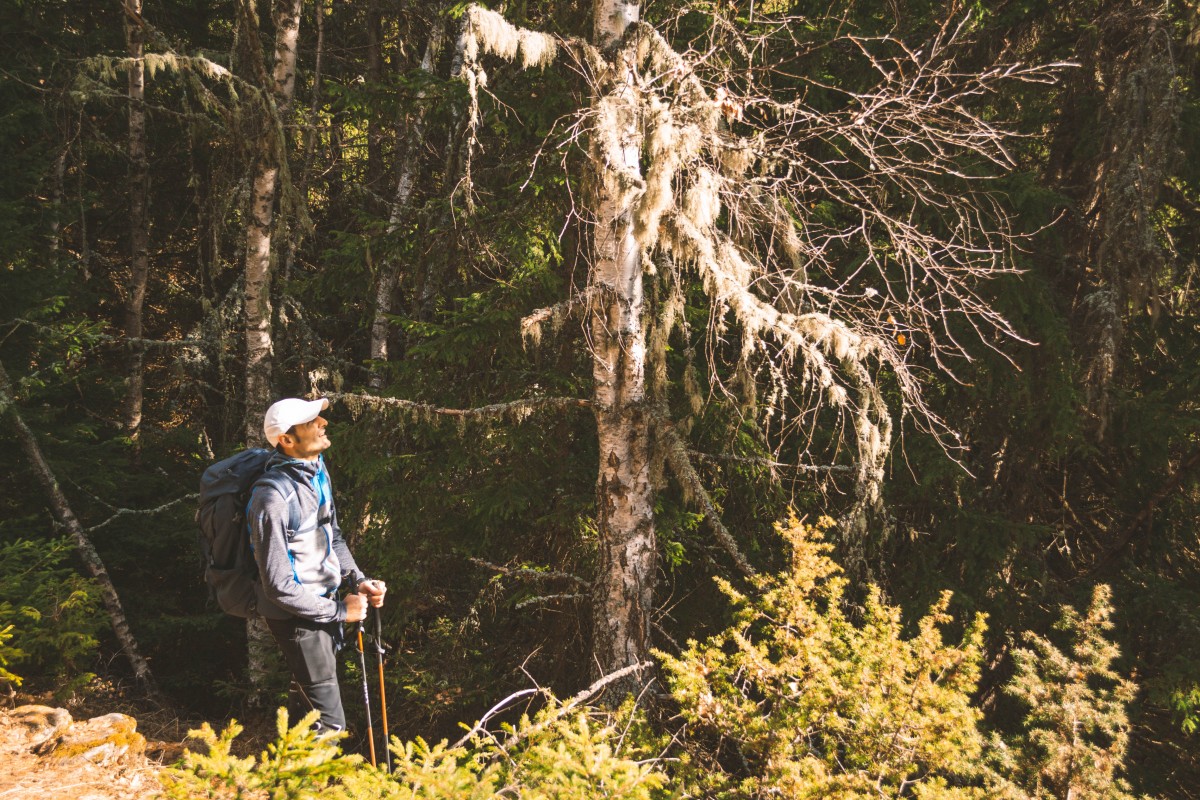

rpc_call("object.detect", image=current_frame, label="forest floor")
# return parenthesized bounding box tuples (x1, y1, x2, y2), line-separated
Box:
(0, 682, 281, 800)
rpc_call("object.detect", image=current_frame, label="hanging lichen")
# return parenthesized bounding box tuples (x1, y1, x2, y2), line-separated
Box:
(452, 5, 1062, 552)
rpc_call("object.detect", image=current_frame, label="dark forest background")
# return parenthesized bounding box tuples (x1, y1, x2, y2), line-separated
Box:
(1, 1, 1198, 797)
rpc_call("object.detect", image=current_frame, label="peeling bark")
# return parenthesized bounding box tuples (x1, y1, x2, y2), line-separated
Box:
(0, 360, 157, 692)
(587, 0, 655, 696)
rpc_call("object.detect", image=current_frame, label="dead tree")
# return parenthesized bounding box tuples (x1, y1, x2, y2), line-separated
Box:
(446, 2, 1061, 695)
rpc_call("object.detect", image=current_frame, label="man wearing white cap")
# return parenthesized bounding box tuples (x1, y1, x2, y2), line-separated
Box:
(248, 397, 386, 732)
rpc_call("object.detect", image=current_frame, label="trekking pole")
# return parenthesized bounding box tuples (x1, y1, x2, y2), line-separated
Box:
(373, 606, 392, 773)
(355, 621, 377, 768)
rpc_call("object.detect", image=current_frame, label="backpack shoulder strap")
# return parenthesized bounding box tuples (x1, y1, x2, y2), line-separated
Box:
(249, 470, 301, 534)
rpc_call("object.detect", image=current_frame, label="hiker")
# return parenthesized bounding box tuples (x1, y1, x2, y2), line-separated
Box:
(248, 396, 386, 733)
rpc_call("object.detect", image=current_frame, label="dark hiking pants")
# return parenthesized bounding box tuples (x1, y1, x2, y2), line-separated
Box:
(265, 616, 346, 732)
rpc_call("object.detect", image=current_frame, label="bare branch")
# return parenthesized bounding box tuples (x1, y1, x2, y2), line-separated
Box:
(327, 391, 591, 425)
(498, 661, 654, 751)
(451, 688, 541, 750)
(468, 557, 592, 589)
(520, 287, 603, 348)
(85, 493, 199, 533)
(9, 318, 209, 352)
(515, 593, 589, 610)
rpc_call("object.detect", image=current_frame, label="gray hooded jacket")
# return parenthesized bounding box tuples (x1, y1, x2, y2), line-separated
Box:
(247, 452, 366, 622)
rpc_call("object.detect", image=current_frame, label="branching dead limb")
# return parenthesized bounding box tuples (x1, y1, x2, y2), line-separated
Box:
(468, 557, 591, 589)
(449, 660, 651, 752)
(85, 493, 199, 533)
(328, 391, 591, 425)
(515, 593, 590, 610)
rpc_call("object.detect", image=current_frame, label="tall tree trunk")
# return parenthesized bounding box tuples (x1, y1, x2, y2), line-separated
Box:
(241, 0, 304, 693)
(366, 0, 384, 196)
(368, 18, 445, 388)
(49, 143, 67, 261)
(0, 361, 157, 692)
(242, 0, 303, 444)
(282, 0, 327, 286)
(122, 0, 150, 443)
(588, 0, 654, 696)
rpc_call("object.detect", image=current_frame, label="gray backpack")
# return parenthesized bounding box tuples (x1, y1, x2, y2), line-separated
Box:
(197, 449, 291, 617)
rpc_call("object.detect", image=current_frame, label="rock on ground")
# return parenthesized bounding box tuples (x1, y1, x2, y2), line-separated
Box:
(0, 705, 164, 800)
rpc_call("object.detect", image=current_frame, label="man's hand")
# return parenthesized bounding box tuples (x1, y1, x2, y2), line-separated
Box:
(344, 592, 368, 622)
(358, 579, 387, 608)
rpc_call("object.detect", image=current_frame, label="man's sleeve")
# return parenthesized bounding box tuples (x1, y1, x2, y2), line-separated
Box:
(249, 483, 346, 623)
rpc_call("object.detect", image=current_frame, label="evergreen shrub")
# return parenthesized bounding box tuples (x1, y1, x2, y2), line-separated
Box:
(164, 518, 1147, 799)
(0, 537, 104, 695)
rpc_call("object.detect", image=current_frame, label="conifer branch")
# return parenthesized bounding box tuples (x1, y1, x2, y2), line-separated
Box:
(9, 318, 208, 351)
(688, 450, 853, 473)
(1083, 443, 1200, 578)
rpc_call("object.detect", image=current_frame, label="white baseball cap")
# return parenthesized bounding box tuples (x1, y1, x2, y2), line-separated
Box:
(263, 397, 330, 447)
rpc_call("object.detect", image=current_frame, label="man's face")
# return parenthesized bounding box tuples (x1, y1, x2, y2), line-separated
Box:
(278, 415, 331, 460)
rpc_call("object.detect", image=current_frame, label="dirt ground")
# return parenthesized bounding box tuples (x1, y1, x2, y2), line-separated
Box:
(0, 682, 240, 800)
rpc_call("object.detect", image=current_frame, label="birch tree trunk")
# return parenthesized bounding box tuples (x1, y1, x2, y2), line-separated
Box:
(0, 361, 157, 692)
(282, 0, 327, 285)
(122, 0, 150, 442)
(366, 0, 384, 196)
(368, 19, 445, 388)
(588, 0, 655, 695)
(241, 0, 304, 693)
(243, 0, 303, 443)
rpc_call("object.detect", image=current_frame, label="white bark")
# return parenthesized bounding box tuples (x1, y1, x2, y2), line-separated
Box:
(122, 0, 150, 441)
(368, 20, 446, 388)
(242, 0, 303, 444)
(452, 1, 1049, 698)
(593, 0, 639, 52)
(587, 0, 655, 695)
(284, 0, 328, 284)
